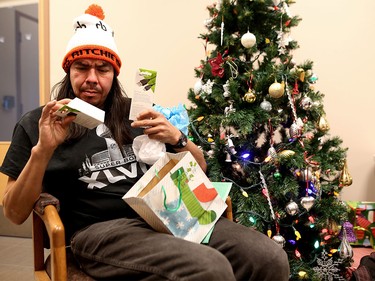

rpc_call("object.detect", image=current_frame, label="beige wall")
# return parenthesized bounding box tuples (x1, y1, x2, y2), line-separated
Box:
(0, 0, 372, 203)
(291, 1, 375, 201)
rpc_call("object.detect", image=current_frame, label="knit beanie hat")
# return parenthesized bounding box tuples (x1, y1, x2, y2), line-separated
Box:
(62, 4, 122, 75)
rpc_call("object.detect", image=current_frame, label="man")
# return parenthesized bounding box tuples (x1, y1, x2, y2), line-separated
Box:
(0, 4, 289, 280)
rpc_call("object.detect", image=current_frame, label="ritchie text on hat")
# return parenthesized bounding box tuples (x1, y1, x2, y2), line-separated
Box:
(62, 4, 122, 75)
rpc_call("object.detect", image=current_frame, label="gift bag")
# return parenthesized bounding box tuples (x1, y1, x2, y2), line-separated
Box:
(123, 151, 228, 243)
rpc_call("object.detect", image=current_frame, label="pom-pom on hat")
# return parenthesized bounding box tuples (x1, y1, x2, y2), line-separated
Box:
(62, 4, 121, 75)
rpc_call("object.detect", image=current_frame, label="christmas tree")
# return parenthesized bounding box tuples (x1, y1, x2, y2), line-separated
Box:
(186, 0, 354, 280)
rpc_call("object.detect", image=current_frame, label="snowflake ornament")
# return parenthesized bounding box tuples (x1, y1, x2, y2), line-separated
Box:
(276, 29, 292, 55)
(313, 249, 345, 281)
(201, 79, 214, 95)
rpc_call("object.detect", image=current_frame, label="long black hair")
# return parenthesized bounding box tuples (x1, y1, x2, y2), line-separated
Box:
(51, 74, 133, 149)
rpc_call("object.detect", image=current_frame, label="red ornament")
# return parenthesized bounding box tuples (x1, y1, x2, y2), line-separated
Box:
(208, 52, 225, 78)
(293, 80, 299, 95)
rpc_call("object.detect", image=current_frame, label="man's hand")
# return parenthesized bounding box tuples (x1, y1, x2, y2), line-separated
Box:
(131, 109, 180, 146)
(36, 99, 76, 155)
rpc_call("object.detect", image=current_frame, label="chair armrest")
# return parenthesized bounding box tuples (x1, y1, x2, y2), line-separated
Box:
(33, 193, 67, 281)
(34, 193, 60, 215)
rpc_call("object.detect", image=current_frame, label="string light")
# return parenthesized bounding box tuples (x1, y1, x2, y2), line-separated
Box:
(298, 271, 307, 279)
(293, 227, 301, 240)
(295, 249, 301, 259)
(241, 189, 249, 197)
(249, 216, 256, 224)
(330, 249, 338, 254)
(241, 152, 250, 159)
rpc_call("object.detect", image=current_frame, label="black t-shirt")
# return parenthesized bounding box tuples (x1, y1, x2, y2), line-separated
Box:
(0, 105, 149, 241)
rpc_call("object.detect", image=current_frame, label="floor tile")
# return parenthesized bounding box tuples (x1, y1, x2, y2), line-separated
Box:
(0, 264, 34, 281)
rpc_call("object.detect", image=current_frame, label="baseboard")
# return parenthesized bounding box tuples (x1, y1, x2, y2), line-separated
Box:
(0, 206, 32, 238)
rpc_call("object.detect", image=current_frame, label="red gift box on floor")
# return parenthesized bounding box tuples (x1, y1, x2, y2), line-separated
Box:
(346, 201, 375, 249)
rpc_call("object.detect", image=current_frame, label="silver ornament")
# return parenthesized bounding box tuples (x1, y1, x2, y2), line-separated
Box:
(223, 80, 231, 97)
(289, 122, 300, 139)
(272, 234, 286, 247)
(260, 99, 272, 111)
(300, 97, 313, 110)
(224, 103, 236, 116)
(202, 79, 214, 95)
(207, 150, 214, 158)
(203, 18, 213, 29)
(285, 200, 299, 216)
(227, 138, 237, 155)
(338, 227, 353, 259)
(300, 196, 315, 211)
(299, 168, 313, 182)
(267, 146, 277, 160)
(225, 152, 232, 162)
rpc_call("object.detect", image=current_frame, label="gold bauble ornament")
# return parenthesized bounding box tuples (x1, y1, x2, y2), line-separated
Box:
(243, 89, 256, 103)
(278, 150, 295, 159)
(317, 115, 330, 131)
(339, 159, 353, 187)
(297, 68, 305, 82)
(268, 81, 284, 98)
(327, 219, 339, 235)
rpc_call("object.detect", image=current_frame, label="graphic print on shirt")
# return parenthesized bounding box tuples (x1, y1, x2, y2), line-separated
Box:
(78, 124, 147, 189)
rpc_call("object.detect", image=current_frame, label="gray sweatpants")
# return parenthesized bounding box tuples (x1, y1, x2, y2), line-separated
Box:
(70, 216, 290, 281)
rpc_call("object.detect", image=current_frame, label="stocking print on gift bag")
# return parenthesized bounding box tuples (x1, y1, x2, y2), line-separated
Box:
(165, 167, 217, 224)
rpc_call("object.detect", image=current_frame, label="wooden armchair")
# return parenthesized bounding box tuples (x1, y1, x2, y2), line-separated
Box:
(32, 193, 94, 281)
(32, 193, 233, 281)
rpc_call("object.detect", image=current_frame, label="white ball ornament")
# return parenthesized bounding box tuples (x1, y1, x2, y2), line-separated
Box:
(241, 31, 256, 48)
(194, 79, 203, 94)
